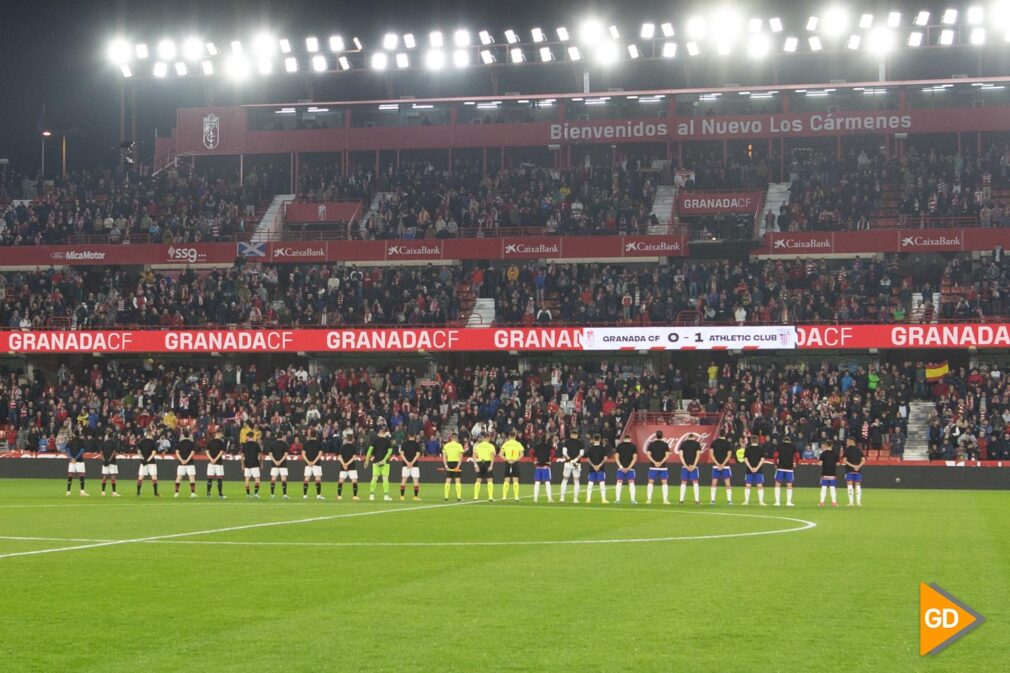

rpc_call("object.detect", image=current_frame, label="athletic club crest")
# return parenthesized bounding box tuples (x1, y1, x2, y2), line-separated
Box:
(202, 113, 220, 150)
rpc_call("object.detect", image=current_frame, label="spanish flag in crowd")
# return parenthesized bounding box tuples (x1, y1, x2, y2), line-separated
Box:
(925, 361, 950, 381)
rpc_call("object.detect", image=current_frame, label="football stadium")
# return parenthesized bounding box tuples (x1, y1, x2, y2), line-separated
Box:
(1, 1, 1009, 671)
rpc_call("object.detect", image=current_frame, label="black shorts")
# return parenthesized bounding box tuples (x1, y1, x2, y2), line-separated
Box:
(445, 461, 461, 475)
(504, 462, 521, 478)
(476, 461, 492, 479)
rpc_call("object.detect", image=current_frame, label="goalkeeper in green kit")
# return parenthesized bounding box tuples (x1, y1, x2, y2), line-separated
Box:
(366, 426, 394, 501)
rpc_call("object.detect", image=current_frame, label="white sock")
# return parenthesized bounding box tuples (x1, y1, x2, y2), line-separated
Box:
(786, 487, 793, 505)
(855, 484, 862, 505)
(546, 482, 553, 500)
(847, 485, 854, 504)
(599, 484, 606, 501)
(560, 480, 568, 501)
(758, 487, 765, 504)
(573, 483, 580, 502)
(629, 483, 636, 502)
(534, 482, 540, 502)
(692, 483, 700, 502)
(661, 484, 669, 503)
(616, 482, 623, 503)
(585, 483, 593, 501)
(679, 483, 687, 502)
(774, 484, 781, 505)
(819, 485, 827, 503)
(744, 487, 751, 504)
(725, 487, 732, 504)
(830, 486, 837, 504)
(647, 483, 654, 503)
(710, 486, 717, 503)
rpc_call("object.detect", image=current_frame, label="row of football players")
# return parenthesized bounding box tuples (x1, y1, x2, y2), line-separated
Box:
(65, 425, 865, 507)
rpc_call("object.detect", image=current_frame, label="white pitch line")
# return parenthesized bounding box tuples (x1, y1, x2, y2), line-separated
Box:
(0, 499, 478, 560)
(0, 535, 114, 543)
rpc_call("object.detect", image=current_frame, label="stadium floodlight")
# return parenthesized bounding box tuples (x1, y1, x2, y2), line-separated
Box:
(532, 27, 546, 43)
(907, 31, 923, 47)
(846, 34, 861, 49)
(686, 41, 700, 56)
(311, 54, 327, 72)
(567, 45, 582, 60)
(595, 41, 619, 64)
(353, 37, 363, 50)
(284, 56, 298, 72)
(279, 39, 292, 54)
(329, 35, 344, 52)
(252, 33, 276, 57)
(119, 64, 133, 77)
(867, 28, 894, 55)
(231, 40, 243, 54)
(510, 47, 525, 63)
(686, 16, 707, 39)
(453, 29, 471, 47)
(971, 28, 987, 44)
(661, 41, 677, 57)
(395, 52, 409, 68)
(539, 46, 554, 61)
(306, 36, 319, 52)
(201, 60, 214, 75)
(939, 29, 955, 45)
(640, 23, 655, 39)
(579, 19, 604, 43)
(256, 57, 272, 75)
(135, 43, 149, 59)
(479, 49, 494, 64)
(371, 52, 388, 70)
(747, 34, 769, 58)
(627, 44, 640, 58)
(609, 25, 620, 40)
(479, 30, 493, 45)
(430, 31, 445, 48)
(504, 29, 518, 44)
(887, 12, 901, 27)
(942, 9, 957, 24)
(783, 36, 798, 52)
(808, 36, 823, 50)
(424, 49, 446, 70)
(806, 16, 819, 31)
(205, 42, 218, 56)
(404, 33, 417, 48)
(717, 39, 732, 55)
(859, 14, 873, 29)
(556, 27, 571, 41)
(182, 37, 203, 62)
(914, 11, 930, 26)
(383, 33, 398, 50)
(157, 39, 177, 61)
(749, 18, 762, 34)
(822, 7, 848, 36)
(174, 61, 188, 76)
(338, 55, 351, 70)
(108, 38, 131, 65)
(769, 17, 783, 33)
(452, 49, 469, 67)
(967, 6, 984, 24)
(153, 61, 168, 77)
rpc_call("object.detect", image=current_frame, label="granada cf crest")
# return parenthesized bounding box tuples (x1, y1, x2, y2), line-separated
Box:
(202, 113, 220, 150)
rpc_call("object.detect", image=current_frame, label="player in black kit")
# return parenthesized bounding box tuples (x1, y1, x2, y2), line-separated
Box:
(399, 431, 423, 501)
(677, 433, 702, 505)
(337, 430, 361, 501)
(843, 437, 866, 507)
(241, 433, 263, 499)
(99, 428, 120, 497)
(614, 434, 638, 504)
(267, 429, 291, 499)
(302, 428, 325, 500)
(531, 432, 554, 503)
(174, 429, 198, 498)
(742, 436, 766, 506)
(818, 441, 840, 507)
(206, 429, 227, 498)
(585, 435, 609, 504)
(136, 428, 160, 497)
(773, 437, 799, 507)
(708, 429, 733, 505)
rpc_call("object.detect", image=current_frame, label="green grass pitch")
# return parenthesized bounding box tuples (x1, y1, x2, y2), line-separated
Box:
(0, 479, 1007, 673)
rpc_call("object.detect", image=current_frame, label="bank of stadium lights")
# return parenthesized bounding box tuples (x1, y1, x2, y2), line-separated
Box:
(430, 31, 445, 48)
(942, 9, 959, 24)
(395, 52, 409, 69)
(425, 49, 446, 70)
(479, 30, 493, 45)
(311, 55, 327, 72)
(661, 41, 677, 58)
(403, 34, 416, 49)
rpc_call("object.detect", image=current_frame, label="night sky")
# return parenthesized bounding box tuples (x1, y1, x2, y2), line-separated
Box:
(0, 1, 983, 174)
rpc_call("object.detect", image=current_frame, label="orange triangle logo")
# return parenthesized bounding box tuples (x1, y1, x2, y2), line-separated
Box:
(920, 583, 985, 656)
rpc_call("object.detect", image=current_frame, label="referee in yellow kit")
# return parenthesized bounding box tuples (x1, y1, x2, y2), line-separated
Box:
(472, 433, 497, 501)
(500, 430, 525, 502)
(441, 433, 465, 501)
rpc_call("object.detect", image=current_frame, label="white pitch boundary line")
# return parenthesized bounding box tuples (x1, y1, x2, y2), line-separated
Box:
(0, 499, 478, 560)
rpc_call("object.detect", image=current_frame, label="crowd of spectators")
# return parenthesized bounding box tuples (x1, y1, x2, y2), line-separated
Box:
(926, 363, 1010, 461)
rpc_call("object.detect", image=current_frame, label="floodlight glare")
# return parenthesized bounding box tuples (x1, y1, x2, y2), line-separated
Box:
(157, 39, 176, 61)
(822, 7, 848, 36)
(661, 23, 674, 37)
(971, 27, 987, 44)
(807, 17, 819, 31)
(859, 14, 873, 29)
(306, 36, 319, 52)
(749, 18, 762, 34)
(783, 36, 798, 52)
(231, 40, 243, 54)
(425, 49, 446, 70)
(182, 37, 203, 62)
(539, 46, 554, 61)
(887, 12, 901, 27)
(557, 27, 571, 41)
(532, 27, 546, 43)
(640, 23, 655, 39)
(119, 64, 133, 77)
(914, 11, 930, 26)
(174, 61, 188, 76)
(383, 33, 398, 50)
(579, 19, 604, 43)
(329, 36, 344, 52)
(627, 44, 640, 58)
(311, 55, 327, 72)
(480, 49, 495, 64)
(395, 52, 409, 68)
(942, 9, 958, 25)
(716, 39, 732, 55)
(769, 18, 783, 33)
(609, 25, 620, 40)
(808, 36, 823, 50)
(686, 41, 700, 56)
(452, 49, 469, 67)
(454, 29, 470, 47)
(153, 61, 168, 77)
(661, 41, 677, 58)
(747, 34, 770, 58)
(845, 34, 861, 50)
(567, 46, 582, 60)
(279, 39, 292, 54)
(866, 27, 894, 55)
(907, 31, 923, 47)
(353, 38, 363, 50)
(135, 43, 149, 59)
(201, 60, 214, 75)
(257, 58, 272, 75)
(430, 31, 445, 48)
(338, 56, 351, 70)
(939, 29, 955, 45)
(252, 33, 276, 56)
(686, 16, 707, 39)
(205, 42, 218, 56)
(284, 56, 298, 72)
(404, 33, 417, 48)
(224, 53, 250, 80)
(510, 47, 525, 63)
(967, 6, 984, 24)
(504, 29, 518, 44)
(479, 30, 493, 45)
(595, 41, 619, 64)
(108, 39, 131, 65)
(371, 52, 388, 70)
